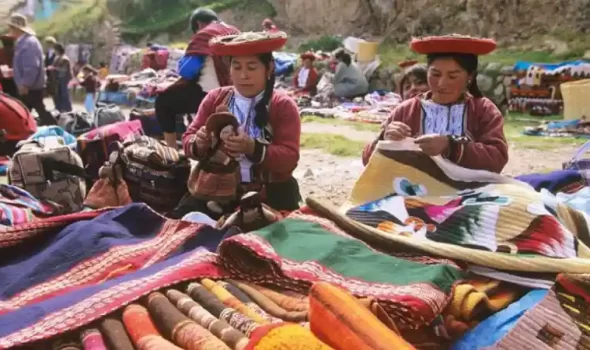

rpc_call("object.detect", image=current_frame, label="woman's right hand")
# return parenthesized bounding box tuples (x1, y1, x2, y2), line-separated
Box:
(195, 126, 211, 150)
(384, 122, 412, 141)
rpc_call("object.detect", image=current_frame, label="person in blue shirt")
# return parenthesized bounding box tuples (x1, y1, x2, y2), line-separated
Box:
(155, 8, 239, 148)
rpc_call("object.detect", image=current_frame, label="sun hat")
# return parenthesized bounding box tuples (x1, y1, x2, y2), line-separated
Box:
(7, 14, 35, 36)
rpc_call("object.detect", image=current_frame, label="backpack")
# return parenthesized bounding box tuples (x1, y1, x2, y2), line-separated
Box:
(94, 103, 125, 128)
(57, 111, 94, 136)
(118, 135, 190, 212)
(0, 92, 36, 142)
(8, 140, 87, 213)
(77, 120, 144, 182)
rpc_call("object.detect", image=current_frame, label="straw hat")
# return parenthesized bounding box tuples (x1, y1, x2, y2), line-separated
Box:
(7, 14, 35, 36)
(44, 36, 56, 44)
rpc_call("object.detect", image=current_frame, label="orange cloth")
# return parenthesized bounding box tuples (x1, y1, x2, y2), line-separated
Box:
(309, 282, 415, 350)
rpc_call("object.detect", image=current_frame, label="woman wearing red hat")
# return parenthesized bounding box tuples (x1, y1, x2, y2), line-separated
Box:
(292, 52, 319, 95)
(180, 31, 301, 218)
(362, 35, 508, 173)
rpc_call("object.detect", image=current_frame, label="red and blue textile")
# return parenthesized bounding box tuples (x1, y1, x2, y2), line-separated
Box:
(0, 204, 230, 349)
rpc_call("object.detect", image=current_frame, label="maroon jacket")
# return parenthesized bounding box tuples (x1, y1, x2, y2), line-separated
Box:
(362, 93, 508, 173)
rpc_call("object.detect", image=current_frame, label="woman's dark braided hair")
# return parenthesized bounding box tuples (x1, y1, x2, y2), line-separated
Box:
(253, 53, 275, 129)
(426, 53, 483, 98)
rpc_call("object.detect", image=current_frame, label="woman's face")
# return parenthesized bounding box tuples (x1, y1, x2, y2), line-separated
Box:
(427, 58, 470, 104)
(302, 58, 312, 68)
(402, 73, 429, 100)
(230, 55, 270, 98)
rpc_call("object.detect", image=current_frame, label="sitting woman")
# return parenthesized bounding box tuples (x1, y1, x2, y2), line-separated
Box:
(332, 49, 369, 99)
(179, 31, 302, 219)
(362, 35, 508, 173)
(292, 52, 319, 95)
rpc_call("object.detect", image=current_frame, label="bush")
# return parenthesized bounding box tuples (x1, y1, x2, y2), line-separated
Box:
(298, 35, 342, 53)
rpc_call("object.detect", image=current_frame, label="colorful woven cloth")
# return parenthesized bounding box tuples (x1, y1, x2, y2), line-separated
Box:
(201, 279, 270, 325)
(99, 317, 135, 350)
(236, 281, 309, 312)
(145, 292, 230, 350)
(122, 304, 182, 349)
(0, 184, 60, 227)
(80, 328, 107, 350)
(186, 283, 261, 336)
(309, 282, 415, 350)
(216, 281, 280, 323)
(487, 275, 590, 349)
(0, 204, 228, 349)
(245, 323, 330, 350)
(165, 289, 249, 350)
(218, 215, 464, 328)
(229, 281, 308, 323)
(326, 140, 590, 276)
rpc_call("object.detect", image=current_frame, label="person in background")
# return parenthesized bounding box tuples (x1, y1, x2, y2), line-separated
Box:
(48, 43, 73, 112)
(262, 18, 278, 32)
(332, 48, 369, 99)
(292, 51, 319, 95)
(43, 36, 56, 67)
(80, 65, 98, 114)
(8, 14, 55, 126)
(98, 62, 109, 80)
(0, 35, 18, 97)
(179, 30, 301, 218)
(155, 7, 240, 148)
(361, 35, 508, 173)
(398, 63, 428, 101)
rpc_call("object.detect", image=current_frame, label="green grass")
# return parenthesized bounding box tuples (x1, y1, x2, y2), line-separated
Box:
(301, 133, 365, 157)
(301, 116, 381, 132)
(504, 112, 586, 150)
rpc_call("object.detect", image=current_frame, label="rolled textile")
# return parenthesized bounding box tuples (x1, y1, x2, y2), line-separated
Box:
(233, 280, 309, 312)
(201, 279, 269, 324)
(187, 282, 260, 336)
(309, 282, 415, 350)
(99, 317, 135, 350)
(229, 280, 308, 323)
(166, 289, 249, 350)
(121, 304, 181, 350)
(145, 292, 230, 350)
(244, 323, 331, 350)
(80, 328, 107, 350)
(216, 280, 280, 323)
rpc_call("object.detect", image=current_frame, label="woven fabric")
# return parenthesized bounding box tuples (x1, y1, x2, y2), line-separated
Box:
(309, 282, 415, 350)
(244, 323, 330, 350)
(145, 292, 229, 350)
(218, 216, 464, 328)
(0, 184, 59, 227)
(165, 289, 248, 350)
(217, 281, 281, 323)
(201, 279, 269, 325)
(99, 317, 134, 350)
(186, 283, 260, 336)
(122, 304, 182, 350)
(80, 328, 107, 350)
(336, 141, 590, 276)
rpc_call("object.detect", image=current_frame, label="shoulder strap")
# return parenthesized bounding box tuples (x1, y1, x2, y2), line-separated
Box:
(41, 157, 89, 181)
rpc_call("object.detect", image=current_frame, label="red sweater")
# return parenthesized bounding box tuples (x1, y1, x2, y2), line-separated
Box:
(362, 93, 508, 173)
(293, 67, 319, 92)
(183, 86, 301, 183)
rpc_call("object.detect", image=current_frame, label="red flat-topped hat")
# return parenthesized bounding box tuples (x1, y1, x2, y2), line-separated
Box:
(410, 34, 497, 55)
(300, 51, 316, 60)
(398, 59, 418, 69)
(209, 31, 288, 56)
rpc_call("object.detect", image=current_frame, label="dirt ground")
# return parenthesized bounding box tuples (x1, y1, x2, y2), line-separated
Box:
(297, 122, 579, 207)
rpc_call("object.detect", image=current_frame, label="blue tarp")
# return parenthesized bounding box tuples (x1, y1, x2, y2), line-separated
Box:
(513, 60, 589, 71)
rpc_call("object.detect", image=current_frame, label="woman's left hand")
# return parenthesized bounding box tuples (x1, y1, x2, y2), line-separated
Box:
(414, 134, 449, 157)
(225, 128, 255, 157)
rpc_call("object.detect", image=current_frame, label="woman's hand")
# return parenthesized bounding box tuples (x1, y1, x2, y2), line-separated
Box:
(384, 122, 412, 141)
(225, 128, 255, 158)
(414, 134, 449, 156)
(195, 126, 211, 150)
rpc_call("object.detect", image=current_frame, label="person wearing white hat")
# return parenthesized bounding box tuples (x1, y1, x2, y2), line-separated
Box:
(8, 13, 55, 126)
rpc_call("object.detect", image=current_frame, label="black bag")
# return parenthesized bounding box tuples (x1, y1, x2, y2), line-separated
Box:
(57, 111, 94, 136)
(94, 103, 125, 128)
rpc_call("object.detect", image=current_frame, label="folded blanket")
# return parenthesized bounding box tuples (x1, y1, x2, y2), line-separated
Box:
(314, 141, 590, 277)
(218, 214, 464, 328)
